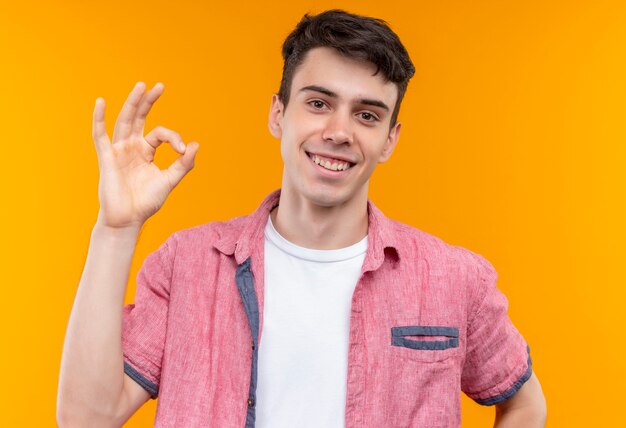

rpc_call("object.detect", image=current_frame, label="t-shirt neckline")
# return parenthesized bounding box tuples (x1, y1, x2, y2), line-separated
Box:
(265, 215, 368, 263)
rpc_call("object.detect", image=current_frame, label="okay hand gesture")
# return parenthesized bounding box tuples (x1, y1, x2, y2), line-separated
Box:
(92, 82, 199, 230)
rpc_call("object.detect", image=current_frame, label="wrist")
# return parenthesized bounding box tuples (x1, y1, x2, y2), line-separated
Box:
(92, 221, 142, 242)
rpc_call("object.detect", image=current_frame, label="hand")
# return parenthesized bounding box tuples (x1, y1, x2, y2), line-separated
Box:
(92, 82, 199, 230)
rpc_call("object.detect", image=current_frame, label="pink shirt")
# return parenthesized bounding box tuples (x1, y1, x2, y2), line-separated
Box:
(122, 189, 531, 427)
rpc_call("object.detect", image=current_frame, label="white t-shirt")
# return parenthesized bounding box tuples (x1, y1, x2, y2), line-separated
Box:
(255, 216, 367, 427)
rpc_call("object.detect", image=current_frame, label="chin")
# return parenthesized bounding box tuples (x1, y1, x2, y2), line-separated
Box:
(303, 187, 353, 208)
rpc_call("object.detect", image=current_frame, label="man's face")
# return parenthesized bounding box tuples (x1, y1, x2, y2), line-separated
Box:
(268, 46, 401, 209)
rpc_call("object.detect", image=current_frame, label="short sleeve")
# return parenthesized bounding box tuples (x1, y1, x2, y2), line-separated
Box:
(121, 236, 175, 399)
(461, 255, 532, 406)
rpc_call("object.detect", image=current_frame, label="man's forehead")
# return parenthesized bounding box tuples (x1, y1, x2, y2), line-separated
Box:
(290, 47, 398, 104)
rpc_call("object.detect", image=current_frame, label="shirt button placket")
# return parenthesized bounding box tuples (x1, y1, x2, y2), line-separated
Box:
(345, 283, 365, 428)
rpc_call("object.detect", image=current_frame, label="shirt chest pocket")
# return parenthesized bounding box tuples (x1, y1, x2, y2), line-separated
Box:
(390, 325, 461, 363)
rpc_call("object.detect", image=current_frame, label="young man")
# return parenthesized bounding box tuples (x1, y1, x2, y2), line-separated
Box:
(58, 10, 546, 428)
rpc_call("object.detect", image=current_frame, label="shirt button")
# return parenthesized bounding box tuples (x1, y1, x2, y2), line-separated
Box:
(248, 398, 255, 407)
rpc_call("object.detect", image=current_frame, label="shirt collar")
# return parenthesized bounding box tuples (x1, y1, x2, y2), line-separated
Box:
(213, 190, 280, 264)
(214, 189, 401, 270)
(363, 198, 401, 273)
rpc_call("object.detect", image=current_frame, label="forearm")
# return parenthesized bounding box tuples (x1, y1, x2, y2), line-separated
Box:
(494, 372, 547, 428)
(57, 222, 141, 425)
(494, 405, 546, 428)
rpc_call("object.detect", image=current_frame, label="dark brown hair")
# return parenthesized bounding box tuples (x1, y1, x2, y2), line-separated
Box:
(278, 9, 415, 127)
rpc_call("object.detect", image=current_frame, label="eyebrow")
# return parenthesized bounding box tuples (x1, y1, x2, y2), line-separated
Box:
(299, 85, 390, 112)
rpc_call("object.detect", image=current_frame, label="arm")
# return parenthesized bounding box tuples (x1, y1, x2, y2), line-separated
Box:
(494, 372, 547, 428)
(58, 222, 149, 427)
(57, 82, 199, 427)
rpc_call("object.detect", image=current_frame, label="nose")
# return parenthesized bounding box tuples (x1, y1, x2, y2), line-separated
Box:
(322, 110, 353, 145)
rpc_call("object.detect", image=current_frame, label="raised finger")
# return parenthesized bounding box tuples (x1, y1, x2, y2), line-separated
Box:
(112, 81, 146, 143)
(92, 97, 111, 154)
(131, 82, 165, 137)
(144, 126, 186, 153)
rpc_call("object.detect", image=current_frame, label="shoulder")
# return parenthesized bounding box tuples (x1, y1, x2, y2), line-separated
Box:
(158, 214, 251, 257)
(385, 217, 497, 310)
(385, 217, 494, 275)
(172, 215, 248, 240)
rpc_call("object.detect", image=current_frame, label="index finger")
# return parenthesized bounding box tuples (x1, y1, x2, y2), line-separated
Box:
(131, 82, 165, 138)
(112, 81, 146, 143)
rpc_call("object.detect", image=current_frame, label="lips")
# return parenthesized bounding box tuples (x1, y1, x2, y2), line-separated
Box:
(307, 152, 355, 172)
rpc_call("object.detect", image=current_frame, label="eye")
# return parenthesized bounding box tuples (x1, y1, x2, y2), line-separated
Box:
(358, 111, 379, 122)
(308, 99, 327, 110)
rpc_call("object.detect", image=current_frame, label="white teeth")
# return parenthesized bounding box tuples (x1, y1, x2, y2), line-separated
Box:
(311, 154, 350, 171)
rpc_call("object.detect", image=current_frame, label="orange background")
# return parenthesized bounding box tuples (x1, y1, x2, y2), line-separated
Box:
(1, 0, 625, 426)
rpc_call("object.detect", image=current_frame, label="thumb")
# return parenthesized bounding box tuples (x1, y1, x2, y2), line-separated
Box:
(165, 141, 200, 188)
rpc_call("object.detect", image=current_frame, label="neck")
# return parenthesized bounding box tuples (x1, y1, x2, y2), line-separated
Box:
(271, 187, 369, 250)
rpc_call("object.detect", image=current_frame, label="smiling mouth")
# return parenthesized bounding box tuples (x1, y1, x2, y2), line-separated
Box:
(307, 152, 354, 171)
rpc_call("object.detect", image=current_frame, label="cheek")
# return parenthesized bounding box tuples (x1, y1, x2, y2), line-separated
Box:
(289, 109, 323, 135)
(362, 134, 389, 157)
(279, 119, 311, 157)
(279, 129, 298, 164)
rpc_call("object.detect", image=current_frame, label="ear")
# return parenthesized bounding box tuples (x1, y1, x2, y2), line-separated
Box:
(378, 122, 402, 163)
(268, 94, 284, 139)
